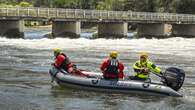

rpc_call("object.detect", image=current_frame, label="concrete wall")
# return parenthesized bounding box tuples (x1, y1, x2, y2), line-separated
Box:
(52, 21, 81, 38)
(172, 24, 195, 37)
(98, 22, 128, 38)
(137, 23, 170, 38)
(0, 20, 24, 38)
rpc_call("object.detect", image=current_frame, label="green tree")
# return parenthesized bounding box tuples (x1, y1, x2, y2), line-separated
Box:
(156, 0, 177, 13)
(2, 0, 195, 14)
(34, 0, 50, 7)
(123, 0, 136, 11)
(96, 0, 113, 10)
(123, 0, 157, 12)
(52, 0, 80, 8)
(175, 0, 195, 14)
(112, 0, 125, 11)
(19, 1, 32, 7)
(78, 0, 97, 9)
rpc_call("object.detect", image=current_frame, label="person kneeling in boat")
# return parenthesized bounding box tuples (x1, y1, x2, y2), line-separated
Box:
(53, 48, 87, 77)
(100, 51, 124, 80)
(129, 52, 163, 81)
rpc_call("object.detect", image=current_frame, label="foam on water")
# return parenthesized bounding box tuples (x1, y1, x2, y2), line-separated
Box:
(0, 37, 195, 57)
(1, 36, 195, 109)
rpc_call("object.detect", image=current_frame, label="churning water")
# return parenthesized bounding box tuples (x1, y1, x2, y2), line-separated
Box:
(0, 28, 195, 110)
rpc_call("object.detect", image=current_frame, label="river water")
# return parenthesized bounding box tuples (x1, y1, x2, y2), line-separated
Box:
(0, 27, 195, 110)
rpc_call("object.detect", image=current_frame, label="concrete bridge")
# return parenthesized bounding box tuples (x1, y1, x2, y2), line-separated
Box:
(1, 7, 195, 38)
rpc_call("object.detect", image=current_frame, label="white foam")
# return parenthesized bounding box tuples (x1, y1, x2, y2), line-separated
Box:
(0, 37, 195, 57)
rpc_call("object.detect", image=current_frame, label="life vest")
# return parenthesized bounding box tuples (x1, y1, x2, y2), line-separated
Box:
(133, 60, 161, 79)
(59, 53, 71, 71)
(105, 59, 119, 77)
(134, 61, 149, 79)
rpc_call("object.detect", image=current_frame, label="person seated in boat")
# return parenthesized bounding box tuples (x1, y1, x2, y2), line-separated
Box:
(53, 48, 87, 77)
(100, 51, 124, 80)
(129, 52, 163, 81)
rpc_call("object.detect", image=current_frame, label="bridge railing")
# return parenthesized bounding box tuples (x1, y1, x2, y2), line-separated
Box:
(0, 7, 195, 23)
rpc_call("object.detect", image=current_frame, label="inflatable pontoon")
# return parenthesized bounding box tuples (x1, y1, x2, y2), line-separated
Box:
(49, 66, 185, 97)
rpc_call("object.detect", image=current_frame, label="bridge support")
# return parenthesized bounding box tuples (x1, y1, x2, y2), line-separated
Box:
(0, 19, 24, 38)
(97, 22, 128, 38)
(137, 23, 171, 38)
(52, 20, 81, 38)
(172, 24, 195, 37)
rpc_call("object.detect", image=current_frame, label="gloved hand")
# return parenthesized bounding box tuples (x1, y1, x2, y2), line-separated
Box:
(160, 71, 164, 75)
(140, 68, 150, 74)
(144, 68, 150, 73)
(72, 64, 77, 69)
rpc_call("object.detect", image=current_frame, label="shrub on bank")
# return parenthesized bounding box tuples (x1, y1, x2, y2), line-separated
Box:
(0, 1, 33, 7)
(0, 3, 14, 7)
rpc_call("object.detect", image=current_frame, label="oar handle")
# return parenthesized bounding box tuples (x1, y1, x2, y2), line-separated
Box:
(59, 69, 68, 74)
(151, 72, 166, 80)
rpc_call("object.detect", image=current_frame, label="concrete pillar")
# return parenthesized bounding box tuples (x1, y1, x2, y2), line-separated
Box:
(52, 21, 81, 38)
(98, 22, 128, 38)
(137, 23, 171, 38)
(172, 24, 195, 37)
(0, 20, 24, 38)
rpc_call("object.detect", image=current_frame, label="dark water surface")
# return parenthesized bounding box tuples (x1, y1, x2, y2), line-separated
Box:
(0, 28, 195, 110)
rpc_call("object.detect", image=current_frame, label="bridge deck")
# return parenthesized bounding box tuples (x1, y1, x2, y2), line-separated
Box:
(0, 7, 195, 23)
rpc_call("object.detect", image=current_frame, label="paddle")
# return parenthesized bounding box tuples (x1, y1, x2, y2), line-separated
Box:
(151, 71, 165, 80)
(59, 69, 68, 74)
(149, 71, 168, 86)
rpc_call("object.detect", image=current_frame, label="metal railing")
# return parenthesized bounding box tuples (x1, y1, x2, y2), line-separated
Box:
(0, 7, 195, 23)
